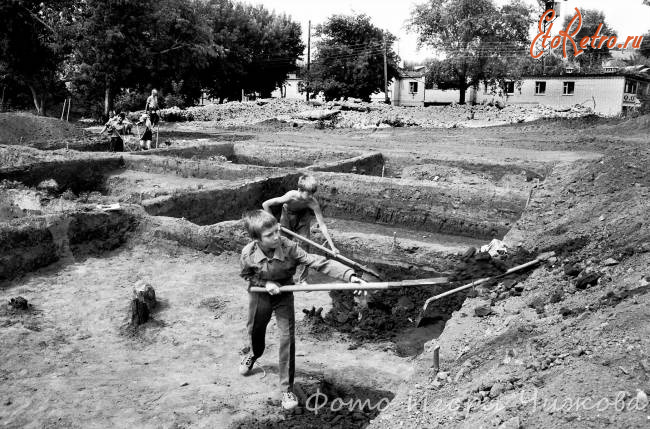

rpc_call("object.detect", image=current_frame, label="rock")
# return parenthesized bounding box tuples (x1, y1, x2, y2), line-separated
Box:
(499, 416, 522, 429)
(474, 301, 493, 317)
(563, 263, 581, 277)
(8, 296, 29, 310)
(37, 179, 59, 192)
(575, 271, 601, 289)
(602, 258, 619, 266)
(635, 390, 648, 409)
(489, 382, 506, 398)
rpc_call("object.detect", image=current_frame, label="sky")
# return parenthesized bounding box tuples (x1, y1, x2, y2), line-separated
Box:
(248, 0, 650, 62)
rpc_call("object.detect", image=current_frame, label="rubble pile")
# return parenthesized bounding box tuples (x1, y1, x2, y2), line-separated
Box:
(158, 99, 595, 129)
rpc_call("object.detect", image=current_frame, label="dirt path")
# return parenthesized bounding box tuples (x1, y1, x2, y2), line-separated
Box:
(0, 238, 413, 428)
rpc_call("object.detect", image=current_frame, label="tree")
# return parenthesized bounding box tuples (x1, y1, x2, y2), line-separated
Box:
(0, 0, 75, 114)
(410, 0, 533, 104)
(202, 0, 303, 101)
(146, 0, 215, 104)
(562, 9, 617, 72)
(304, 14, 400, 102)
(640, 31, 650, 58)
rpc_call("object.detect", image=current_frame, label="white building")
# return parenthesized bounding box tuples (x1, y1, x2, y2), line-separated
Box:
(475, 73, 650, 116)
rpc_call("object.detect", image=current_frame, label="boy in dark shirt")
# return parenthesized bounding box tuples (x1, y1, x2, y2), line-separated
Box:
(239, 210, 364, 410)
(262, 174, 338, 284)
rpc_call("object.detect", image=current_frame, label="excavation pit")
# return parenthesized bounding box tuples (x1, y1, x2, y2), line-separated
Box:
(1, 131, 553, 427)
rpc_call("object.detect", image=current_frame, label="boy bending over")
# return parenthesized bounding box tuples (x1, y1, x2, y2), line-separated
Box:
(239, 210, 364, 410)
(262, 174, 338, 284)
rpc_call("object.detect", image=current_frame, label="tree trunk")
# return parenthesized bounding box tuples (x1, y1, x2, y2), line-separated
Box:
(458, 73, 467, 104)
(459, 86, 466, 104)
(28, 84, 43, 115)
(104, 85, 112, 119)
(0, 85, 5, 112)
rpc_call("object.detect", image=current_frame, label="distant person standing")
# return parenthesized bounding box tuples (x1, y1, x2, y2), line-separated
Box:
(145, 89, 160, 126)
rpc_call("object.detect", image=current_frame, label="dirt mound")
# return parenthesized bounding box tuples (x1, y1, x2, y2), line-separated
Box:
(0, 112, 87, 146)
(158, 99, 595, 129)
(595, 113, 650, 134)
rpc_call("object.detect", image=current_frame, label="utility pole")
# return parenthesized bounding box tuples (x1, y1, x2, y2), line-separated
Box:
(306, 20, 311, 102)
(383, 32, 389, 104)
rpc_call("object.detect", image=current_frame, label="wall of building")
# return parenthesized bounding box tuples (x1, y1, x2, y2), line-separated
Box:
(475, 76, 626, 116)
(393, 77, 425, 107)
(271, 75, 303, 100)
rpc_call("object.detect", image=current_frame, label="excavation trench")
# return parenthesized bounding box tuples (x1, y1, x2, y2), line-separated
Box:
(1, 151, 531, 354)
(0, 146, 540, 429)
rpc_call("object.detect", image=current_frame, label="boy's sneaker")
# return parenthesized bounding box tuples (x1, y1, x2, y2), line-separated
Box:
(239, 353, 256, 375)
(281, 392, 299, 410)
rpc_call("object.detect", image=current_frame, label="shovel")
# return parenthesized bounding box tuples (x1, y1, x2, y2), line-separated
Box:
(249, 277, 448, 293)
(280, 226, 383, 280)
(415, 251, 555, 327)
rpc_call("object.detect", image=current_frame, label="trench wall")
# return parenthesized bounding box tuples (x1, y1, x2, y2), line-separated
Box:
(231, 143, 360, 168)
(0, 157, 123, 194)
(306, 152, 384, 176)
(141, 174, 300, 225)
(0, 209, 137, 281)
(128, 142, 235, 160)
(313, 172, 527, 240)
(122, 154, 286, 181)
(382, 154, 547, 180)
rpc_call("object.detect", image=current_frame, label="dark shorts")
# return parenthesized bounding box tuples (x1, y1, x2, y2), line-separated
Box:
(149, 111, 159, 126)
(109, 136, 124, 152)
(141, 129, 153, 141)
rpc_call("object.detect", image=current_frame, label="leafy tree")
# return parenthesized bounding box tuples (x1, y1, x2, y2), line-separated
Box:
(562, 9, 617, 72)
(640, 31, 650, 58)
(0, 0, 76, 114)
(202, 0, 303, 101)
(304, 14, 400, 102)
(410, 0, 533, 104)
(70, 0, 157, 118)
(147, 0, 215, 104)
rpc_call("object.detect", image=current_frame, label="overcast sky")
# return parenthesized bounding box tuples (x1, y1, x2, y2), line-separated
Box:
(250, 0, 650, 62)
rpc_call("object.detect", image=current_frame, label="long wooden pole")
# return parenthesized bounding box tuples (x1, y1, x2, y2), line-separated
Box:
(280, 226, 382, 279)
(383, 32, 389, 104)
(250, 277, 448, 293)
(420, 252, 554, 310)
(306, 20, 311, 102)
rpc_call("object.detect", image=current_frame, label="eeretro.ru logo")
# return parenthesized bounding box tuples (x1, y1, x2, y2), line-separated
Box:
(530, 8, 644, 59)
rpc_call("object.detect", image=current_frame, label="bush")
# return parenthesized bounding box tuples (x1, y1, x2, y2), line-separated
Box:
(164, 93, 186, 109)
(115, 91, 147, 113)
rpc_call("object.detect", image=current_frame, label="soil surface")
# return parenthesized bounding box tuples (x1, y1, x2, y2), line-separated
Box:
(0, 239, 412, 428)
(1, 109, 649, 428)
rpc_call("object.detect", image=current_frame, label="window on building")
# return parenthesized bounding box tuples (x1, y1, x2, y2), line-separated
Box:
(624, 80, 638, 94)
(409, 82, 418, 93)
(563, 81, 575, 95)
(504, 81, 515, 94)
(535, 81, 546, 95)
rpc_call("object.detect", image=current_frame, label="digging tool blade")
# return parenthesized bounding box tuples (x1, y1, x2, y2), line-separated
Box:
(415, 251, 555, 327)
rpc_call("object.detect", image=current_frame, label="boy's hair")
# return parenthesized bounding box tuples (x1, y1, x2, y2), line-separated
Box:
(242, 210, 278, 240)
(297, 174, 318, 193)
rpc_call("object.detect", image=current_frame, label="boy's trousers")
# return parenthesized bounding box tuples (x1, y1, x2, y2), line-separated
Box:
(247, 290, 295, 392)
